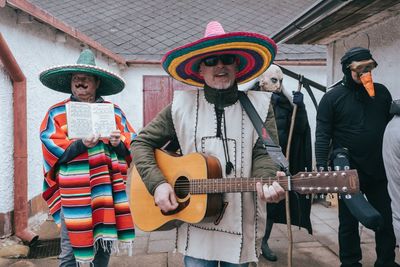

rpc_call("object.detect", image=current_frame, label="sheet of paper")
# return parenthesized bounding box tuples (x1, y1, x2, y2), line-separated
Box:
(66, 102, 93, 139)
(91, 103, 116, 138)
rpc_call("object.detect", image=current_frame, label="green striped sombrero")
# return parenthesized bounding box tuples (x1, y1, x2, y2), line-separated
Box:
(162, 21, 277, 87)
(39, 49, 125, 95)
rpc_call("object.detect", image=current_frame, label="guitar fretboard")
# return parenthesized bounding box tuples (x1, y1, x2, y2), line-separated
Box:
(175, 170, 359, 195)
(190, 177, 278, 193)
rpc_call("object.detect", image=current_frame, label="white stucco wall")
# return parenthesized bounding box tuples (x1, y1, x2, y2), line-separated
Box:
(0, 6, 122, 213)
(327, 13, 400, 100)
(0, 66, 14, 211)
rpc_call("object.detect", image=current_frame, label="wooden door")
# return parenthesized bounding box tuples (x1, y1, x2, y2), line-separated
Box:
(143, 75, 194, 126)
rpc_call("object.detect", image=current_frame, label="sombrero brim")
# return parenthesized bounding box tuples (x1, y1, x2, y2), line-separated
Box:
(39, 64, 125, 96)
(162, 32, 277, 87)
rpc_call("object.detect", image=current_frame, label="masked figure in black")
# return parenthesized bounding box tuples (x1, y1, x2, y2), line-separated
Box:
(315, 47, 398, 267)
(252, 64, 313, 262)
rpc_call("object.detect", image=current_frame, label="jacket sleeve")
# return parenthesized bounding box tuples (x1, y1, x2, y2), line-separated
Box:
(252, 104, 280, 178)
(130, 104, 177, 195)
(315, 94, 334, 169)
(58, 140, 87, 164)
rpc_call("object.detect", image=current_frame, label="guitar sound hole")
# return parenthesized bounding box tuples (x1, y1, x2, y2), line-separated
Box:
(175, 176, 190, 199)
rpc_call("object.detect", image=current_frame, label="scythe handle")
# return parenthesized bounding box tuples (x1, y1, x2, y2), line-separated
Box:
(285, 75, 303, 267)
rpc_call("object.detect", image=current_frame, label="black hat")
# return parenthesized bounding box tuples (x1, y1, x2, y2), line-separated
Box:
(340, 47, 375, 65)
(340, 47, 377, 73)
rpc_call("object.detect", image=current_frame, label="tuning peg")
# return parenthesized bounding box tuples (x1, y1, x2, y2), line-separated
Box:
(325, 186, 330, 192)
(304, 167, 308, 172)
(345, 194, 352, 199)
(319, 166, 324, 172)
(327, 166, 332, 172)
(344, 166, 350, 170)
(334, 166, 340, 171)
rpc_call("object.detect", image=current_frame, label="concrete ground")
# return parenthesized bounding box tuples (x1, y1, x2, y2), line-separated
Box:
(1, 203, 399, 267)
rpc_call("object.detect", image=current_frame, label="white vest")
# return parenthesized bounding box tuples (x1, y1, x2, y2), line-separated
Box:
(171, 89, 271, 263)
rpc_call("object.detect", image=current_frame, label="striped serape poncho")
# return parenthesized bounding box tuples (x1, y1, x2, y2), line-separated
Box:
(40, 98, 135, 264)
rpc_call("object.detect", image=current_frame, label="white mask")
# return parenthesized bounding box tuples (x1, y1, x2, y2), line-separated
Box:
(259, 64, 283, 93)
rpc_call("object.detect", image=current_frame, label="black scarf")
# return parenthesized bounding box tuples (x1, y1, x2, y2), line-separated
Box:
(203, 83, 238, 174)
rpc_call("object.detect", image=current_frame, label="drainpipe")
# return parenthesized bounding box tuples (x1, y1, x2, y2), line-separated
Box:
(0, 33, 38, 244)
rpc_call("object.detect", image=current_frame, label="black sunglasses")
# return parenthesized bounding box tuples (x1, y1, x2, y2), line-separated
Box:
(201, 54, 237, 67)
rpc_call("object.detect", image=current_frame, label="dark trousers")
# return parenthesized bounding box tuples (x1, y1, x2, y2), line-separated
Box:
(338, 180, 397, 267)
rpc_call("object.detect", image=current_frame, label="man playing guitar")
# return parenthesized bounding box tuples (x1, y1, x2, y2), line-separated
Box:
(131, 21, 285, 267)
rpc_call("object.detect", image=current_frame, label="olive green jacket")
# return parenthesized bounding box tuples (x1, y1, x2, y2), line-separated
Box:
(131, 87, 280, 195)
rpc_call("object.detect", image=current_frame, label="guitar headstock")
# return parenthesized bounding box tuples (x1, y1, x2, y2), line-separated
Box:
(290, 169, 359, 194)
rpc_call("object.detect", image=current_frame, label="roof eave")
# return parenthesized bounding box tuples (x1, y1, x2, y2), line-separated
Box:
(272, 0, 400, 45)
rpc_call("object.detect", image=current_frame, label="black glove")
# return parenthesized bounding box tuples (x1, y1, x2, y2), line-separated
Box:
(292, 91, 304, 107)
(271, 92, 280, 105)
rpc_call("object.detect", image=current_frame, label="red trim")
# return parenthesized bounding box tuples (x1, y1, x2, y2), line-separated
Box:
(274, 59, 326, 66)
(126, 60, 161, 65)
(127, 59, 327, 66)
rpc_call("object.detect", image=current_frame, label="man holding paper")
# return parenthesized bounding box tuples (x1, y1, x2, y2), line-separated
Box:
(39, 49, 135, 266)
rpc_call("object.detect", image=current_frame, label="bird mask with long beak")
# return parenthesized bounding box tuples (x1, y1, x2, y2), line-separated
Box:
(348, 59, 377, 97)
(341, 47, 378, 98)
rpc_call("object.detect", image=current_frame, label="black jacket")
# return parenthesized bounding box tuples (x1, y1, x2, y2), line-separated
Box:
(273, 93, 312, 174)
(315, 79, 392, 182)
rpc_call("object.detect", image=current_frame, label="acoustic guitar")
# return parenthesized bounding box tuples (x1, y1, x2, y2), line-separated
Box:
(130, 149, 359, 232)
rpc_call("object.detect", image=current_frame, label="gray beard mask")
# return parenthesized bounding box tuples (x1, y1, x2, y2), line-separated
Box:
(258, 64, 294, 105)
(259, 64, 283, 93)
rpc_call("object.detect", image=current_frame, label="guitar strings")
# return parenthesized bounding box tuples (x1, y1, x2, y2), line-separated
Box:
(171, 175, 352, 190)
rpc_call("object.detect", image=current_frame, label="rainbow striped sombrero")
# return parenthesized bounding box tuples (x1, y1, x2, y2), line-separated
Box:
(162, 21, 277, 87)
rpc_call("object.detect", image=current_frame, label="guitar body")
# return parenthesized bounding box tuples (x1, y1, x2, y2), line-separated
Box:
(130, 149, 223, 232)
(130, 149, 360, 232)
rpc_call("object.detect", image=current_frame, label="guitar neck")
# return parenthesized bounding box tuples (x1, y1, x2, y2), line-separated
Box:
(186, 170, 359, 195)
(190, 177, 284, 194)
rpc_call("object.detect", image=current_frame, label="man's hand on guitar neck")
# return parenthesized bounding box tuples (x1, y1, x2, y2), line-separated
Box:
(256, 171, 286, 203)
(154, 182, 179, 213)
